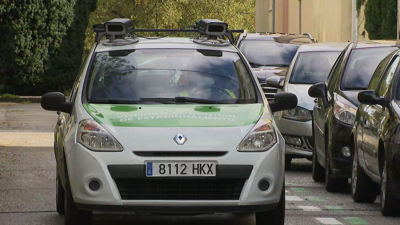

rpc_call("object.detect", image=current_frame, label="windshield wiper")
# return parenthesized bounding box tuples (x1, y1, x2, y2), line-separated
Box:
(264, 64, 288, 67)
(88, 99, 141, 104)
(248, 62, 265, 68)
(140, 97, 224, 104)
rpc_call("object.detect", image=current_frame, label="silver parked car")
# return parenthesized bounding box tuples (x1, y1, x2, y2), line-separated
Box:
(267, 43, 348, 169)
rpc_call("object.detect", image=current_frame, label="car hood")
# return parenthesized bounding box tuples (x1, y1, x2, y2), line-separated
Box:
(252, 66, 287, 83)
(83, 103, 264, 150)
(286, 84, 314, 110)
(340, 90, 361, 107)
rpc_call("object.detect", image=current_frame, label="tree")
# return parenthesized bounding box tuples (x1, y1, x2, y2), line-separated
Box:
(0, 0, 75, 95)
(365, 0, 397, 40)
(40, 0, 98, 94)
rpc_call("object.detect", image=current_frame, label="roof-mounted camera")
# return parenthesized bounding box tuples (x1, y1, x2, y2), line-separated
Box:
(196, 19, 227, 36)
(106, 18, 135, 36)
(92, 18, 243, 47)
(93, 18, 138, 46)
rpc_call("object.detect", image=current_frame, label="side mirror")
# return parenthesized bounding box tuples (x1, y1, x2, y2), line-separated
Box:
(308, 82, 328, 106)
(41, 92, 73, 114)
(269, 92, 298, 113)
(266, 76, 284, 89)
(358, 90, 386, 107)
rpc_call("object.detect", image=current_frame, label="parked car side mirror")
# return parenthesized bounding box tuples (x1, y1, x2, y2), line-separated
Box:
(358, 90, 386, 107)
(269, 92, 298, 113)
(266, 76, 284, 89)
(41, 92, 73, 114)
(308, 82, 328, 106)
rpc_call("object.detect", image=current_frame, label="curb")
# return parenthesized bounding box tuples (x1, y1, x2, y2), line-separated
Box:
(0, 96, 41, 103)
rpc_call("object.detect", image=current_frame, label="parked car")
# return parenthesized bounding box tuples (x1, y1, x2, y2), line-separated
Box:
(308, 41, 397, 192)
(351, 46, 400, 216)
(40, 19, 298, 225)
(236, 32, 316, 100)
(267, 43, 347, 169)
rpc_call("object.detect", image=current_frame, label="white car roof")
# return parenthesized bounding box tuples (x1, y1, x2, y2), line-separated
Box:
(95, 37, 239, 53)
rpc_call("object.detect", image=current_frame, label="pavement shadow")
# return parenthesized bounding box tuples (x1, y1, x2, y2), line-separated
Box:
(92, 213, 253, 225)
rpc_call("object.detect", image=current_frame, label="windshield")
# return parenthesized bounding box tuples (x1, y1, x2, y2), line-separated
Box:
(341, 47, 397, 90)
(86, 49, 257, 104)
(289, 51, 341, 84)
(239, 40, 299, 67)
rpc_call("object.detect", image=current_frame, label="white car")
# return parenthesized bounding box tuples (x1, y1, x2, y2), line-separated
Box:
(41, 19, 297, 225)
(266, 43, 347, 169)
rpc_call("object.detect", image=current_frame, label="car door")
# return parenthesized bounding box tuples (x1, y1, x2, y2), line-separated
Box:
(363, 56, 400, 175)
(314, 48, 348, 162)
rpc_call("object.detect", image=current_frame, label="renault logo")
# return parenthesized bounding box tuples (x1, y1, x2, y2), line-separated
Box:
(174, 133, 187, 145)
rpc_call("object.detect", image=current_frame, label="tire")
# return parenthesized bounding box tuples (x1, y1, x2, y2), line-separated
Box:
(351, 149, 378, 203)
(380, 157, 400, 216)
(64, 181, 93, 225)
(63, 159, 92, 225)
(285, 156, 292, 171)
(56, 171, 65, 215)
(324, 132, 348, 192)
(255, 185, 285, 225)
(312, 143, 325, 182)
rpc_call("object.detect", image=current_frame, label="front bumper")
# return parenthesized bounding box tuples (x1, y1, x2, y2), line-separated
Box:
(65, 137, 285, 211)
(276, 117, 313, 157)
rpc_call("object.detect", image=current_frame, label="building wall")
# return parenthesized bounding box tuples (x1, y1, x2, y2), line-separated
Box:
(263, 0, 369, 42)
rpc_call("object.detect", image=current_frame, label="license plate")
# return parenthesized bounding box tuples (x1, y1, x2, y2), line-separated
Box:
(146, 162, 217, 177)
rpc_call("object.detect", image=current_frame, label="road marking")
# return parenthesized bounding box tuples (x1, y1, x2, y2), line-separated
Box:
(298, 206, 321, 211)
(325, 206, 346, 212)
(285, 182, 296, 186)
(307, 196, 326, 202)
(291, 187, 309, 193)
(316, 218, 343, 224)
(286, 196, 304, 201)
(343, 217, 368, 224)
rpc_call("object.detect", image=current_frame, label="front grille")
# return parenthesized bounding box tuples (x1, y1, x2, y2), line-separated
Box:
(134, 151, 227, 157)
(115, 178, 245, 200)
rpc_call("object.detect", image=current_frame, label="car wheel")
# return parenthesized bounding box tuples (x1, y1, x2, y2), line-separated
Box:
(56, 171, 65, 215)
(63, 159, 92, 225)
(285, 156, 292, 171)
(255, 183, 285, 225)
(351, 149, 378, 203)
(380, 157, 400, 216)
(324, 132, 348, 192)
(312, 146, 325, 182)
(64, 181, 93, 225)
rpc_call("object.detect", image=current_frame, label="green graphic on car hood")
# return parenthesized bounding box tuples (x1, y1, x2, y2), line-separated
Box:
(83, 104, 263, 127)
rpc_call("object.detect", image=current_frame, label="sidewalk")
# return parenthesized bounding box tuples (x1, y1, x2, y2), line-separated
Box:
(0, 102, 58, 147)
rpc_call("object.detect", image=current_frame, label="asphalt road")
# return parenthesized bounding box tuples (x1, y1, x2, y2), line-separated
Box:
(0, 103, 399, 225)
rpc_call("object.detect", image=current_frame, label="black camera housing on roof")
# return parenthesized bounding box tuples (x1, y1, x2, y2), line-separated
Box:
(197, 19, 227, 36)
(105, 18, 135, 36)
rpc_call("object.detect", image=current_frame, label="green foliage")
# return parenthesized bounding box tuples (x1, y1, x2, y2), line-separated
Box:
(356, 0, 366, 15)
(84, 0, 256, 54)
(40, 0, 98, 94)
(1, 94, 19, 102)
(0, 0, 76, 95)
(365, 0, 397, 40)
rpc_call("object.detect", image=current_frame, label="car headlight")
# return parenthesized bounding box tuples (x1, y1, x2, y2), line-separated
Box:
(333, 101, 356, 125)
(77, 119, 123, 151)
(282, 107, 312, 121)
(237, 119, 277, 152)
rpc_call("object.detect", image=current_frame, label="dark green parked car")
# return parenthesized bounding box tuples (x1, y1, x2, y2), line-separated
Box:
(351, 46, 400, 216)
